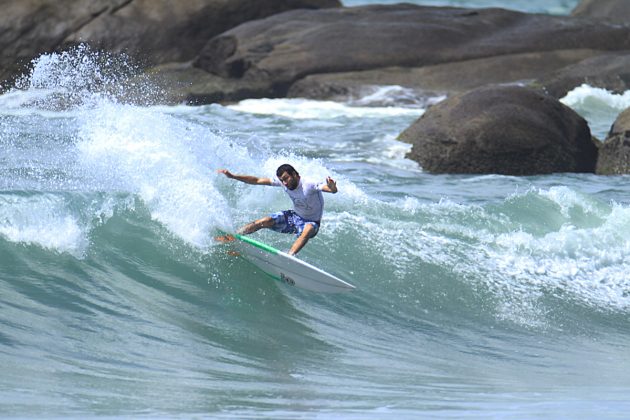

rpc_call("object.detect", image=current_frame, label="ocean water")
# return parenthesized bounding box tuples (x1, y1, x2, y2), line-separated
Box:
(342, 0, 581, 15)
(1, 13, 630, 420)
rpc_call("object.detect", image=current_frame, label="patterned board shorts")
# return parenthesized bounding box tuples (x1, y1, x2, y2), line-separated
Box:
(269, 210, 320, 238)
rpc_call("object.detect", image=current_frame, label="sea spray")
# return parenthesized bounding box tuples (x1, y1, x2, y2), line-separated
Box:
(76, 102, 235, 247)
(10, 44, 165, 110)
(561, 84, 630, 139)
(0, 46, 236, 251)
(0, 193, 87, 256)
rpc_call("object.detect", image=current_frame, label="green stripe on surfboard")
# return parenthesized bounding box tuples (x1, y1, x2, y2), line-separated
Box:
(233, 233, 280, 255)
(216, 230, 280, 255)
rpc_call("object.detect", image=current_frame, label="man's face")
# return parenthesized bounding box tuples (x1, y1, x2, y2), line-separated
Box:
(278, 171, 299, 190)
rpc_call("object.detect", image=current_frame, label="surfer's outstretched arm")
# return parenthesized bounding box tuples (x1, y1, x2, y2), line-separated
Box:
(217, 169, 272, 185)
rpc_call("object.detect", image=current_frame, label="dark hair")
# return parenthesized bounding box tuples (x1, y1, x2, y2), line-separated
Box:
(276, 164, 299, 178)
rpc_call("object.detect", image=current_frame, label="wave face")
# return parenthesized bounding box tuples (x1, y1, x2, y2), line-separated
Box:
(1, 47, 630, 418)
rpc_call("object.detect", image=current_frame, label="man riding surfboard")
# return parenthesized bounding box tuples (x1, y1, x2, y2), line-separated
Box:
(217, 164, 337, 255)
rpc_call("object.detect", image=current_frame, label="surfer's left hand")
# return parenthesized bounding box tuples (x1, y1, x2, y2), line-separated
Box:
(326, 176, 337, 193)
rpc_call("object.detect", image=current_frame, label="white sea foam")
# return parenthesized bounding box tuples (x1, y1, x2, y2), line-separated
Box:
(561, 84, 630, 139)
(8, 46, 236, 247)
(0, 194, 88, 257)
(488, 206, 630, 309)
(362, 186, 630, 326)
(0, 89, 71, 117)
(466, 188, 629, 319)
(76, 102, 235, 247)
(538, 185, 606, 219)
(350, 85, 446, 108)
(561, 84, 630, 110)
(326, 134, 421, 171)
(228, 98, 423, 119)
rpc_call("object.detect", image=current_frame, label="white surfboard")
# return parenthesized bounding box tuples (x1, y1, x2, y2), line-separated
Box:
(222, 233, 356, 294)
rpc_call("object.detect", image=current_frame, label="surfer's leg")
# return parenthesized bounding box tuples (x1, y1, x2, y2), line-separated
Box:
(236, 216, 274, 235)
(288, 223, 316, 256)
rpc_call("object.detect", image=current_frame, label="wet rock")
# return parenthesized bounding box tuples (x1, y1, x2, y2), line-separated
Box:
(398, 85, 598, 175)
(596, 108, 630, 175)
(572, 0, 630, 24)
(0, 0, 127, 85)
(539, 53, 630, 98)
(143, 61, 272, 105)
(0, 0, 340, 86)
(64, 0, 341, 65)
(288, 50, 600, 100)
(195, 4, 630, 101)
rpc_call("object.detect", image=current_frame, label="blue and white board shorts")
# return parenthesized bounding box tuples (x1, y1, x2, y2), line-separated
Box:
(270, 210, 320, 238)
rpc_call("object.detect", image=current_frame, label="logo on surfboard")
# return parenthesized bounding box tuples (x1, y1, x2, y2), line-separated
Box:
(280, 273, 296, 286)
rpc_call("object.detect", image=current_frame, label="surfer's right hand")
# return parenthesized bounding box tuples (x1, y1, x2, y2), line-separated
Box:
(217, 169, 234, 178)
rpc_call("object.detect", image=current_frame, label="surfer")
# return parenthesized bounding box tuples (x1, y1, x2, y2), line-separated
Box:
(217, 164, 337, 255)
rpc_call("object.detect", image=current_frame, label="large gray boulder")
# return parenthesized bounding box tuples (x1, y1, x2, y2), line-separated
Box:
(288, 50, 599, 100)
(398, 85, 598, 175)
(0, 0, 127, 84)
(64, 0, 341, 65)
(572, 0, 630, 23)
(195, 4, 630, 100)
(539, 53, 630, 98)
(0, 0, 340, 85)
(596, 108, 630, 175)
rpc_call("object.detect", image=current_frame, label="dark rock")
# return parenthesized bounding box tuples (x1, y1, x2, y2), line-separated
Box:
(0, 0, 127, 85)
(539, 52, 630, 98)
(398, 85, 598, 175)
(64, 0, 341, 65)
(572, 0, 630, 23)
(288, 50, 600, 100)
(596, 108, 630, 175)
(143, 61, 272, 105)
(0, 0, 340, 86)
(196, 4, 630, 101)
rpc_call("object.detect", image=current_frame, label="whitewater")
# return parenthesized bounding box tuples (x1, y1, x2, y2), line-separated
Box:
(2, 5, 630, 420)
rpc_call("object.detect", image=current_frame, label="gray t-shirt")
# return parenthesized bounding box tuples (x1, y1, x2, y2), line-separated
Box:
(272, 178, 324, 222)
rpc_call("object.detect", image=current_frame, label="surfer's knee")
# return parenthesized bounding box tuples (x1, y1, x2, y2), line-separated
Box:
(301, 222, 319, 238)
(301, 223, 317, 238)
(237, 217, 274, 234)
(259, 216, 274, 228)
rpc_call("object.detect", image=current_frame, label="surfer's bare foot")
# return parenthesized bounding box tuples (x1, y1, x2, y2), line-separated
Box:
(215, 234, 235, 243)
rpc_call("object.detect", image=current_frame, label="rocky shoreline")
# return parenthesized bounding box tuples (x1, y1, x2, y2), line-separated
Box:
(2, 0, 630, 174)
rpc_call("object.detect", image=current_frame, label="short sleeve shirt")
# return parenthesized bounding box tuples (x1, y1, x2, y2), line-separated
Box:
(272, 178, 324, 222)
